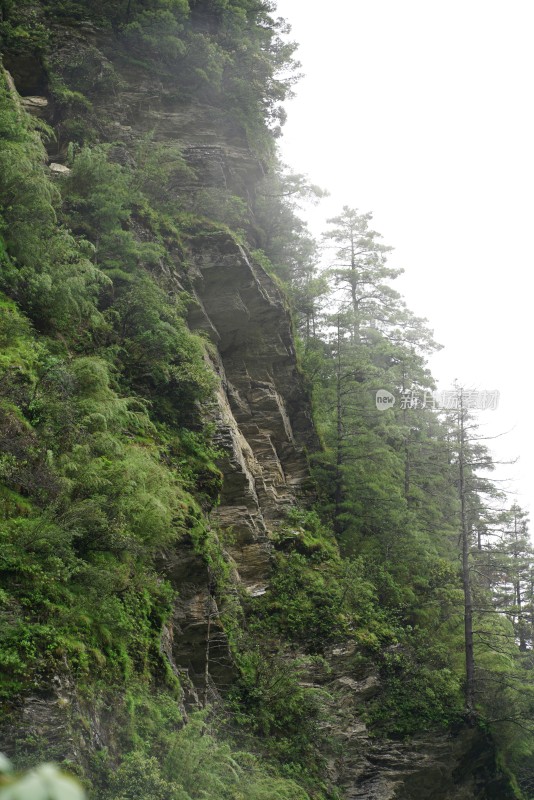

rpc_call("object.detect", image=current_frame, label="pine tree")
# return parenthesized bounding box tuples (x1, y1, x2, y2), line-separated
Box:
(486, 504, 532, 651)
(323, 206, 401, 342)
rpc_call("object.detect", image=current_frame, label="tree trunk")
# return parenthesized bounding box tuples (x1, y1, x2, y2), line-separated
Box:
(513, 512, 528, 652)
(334, 318, 344, 536)
(203, 567, 214, 708)
(458, 393, 476, 719)
(350, 232, 360, 343)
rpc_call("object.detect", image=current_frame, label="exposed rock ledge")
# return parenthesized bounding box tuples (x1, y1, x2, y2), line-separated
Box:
(188, 232, 317, 590)
(160, 232, 318, 694)
(316, 644, 517, 800)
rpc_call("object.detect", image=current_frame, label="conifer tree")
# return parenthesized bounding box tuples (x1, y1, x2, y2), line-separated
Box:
(323, 206, 401, 342)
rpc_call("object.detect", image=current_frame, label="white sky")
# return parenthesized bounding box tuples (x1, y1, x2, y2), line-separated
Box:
(275, 0, 534, 517)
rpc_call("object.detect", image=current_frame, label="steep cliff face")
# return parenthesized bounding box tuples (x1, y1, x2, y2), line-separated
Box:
(189, 234, 316, 579)
(161, 233, 318, 693)
(9, 22, 317, 580)
(6, 25, 318, 685)
(1, 17, 519, 800)
(315, 645, 516, 800)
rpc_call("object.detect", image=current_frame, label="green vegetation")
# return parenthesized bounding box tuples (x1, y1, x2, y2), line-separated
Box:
(278, 204, 534, 791)
(1, 2, 533, 799)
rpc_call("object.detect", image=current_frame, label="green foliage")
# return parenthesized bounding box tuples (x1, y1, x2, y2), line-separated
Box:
(89, 713, 312, 800)
(245, 507, 395, 708)
(131, 138, 194, 208)
(62, 145, 135, 252)
(57, 143, 215, 422)
(0, 2, 49, 53)
(369, 633, 463, 736)
(100, 752, 178, 800)
(1, 36, 219, 767)
(0, 305, 207, 705)
(228, 650, 327, 768)
(185, 187, 249, 231)
(246, 509, 348, 651)
(251, 551, 345, 649)
(0, 292, 42, 385)
(0, 82, 107, 336)
(121, 8, 189, 64)
(41, 0, 189, 37)
(272, 507, 339, 562)
(216, 2, 299, 144)
(108, 276, 215, 423)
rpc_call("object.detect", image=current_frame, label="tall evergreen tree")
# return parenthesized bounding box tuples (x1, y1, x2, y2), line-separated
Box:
(323, 206, 401, 342)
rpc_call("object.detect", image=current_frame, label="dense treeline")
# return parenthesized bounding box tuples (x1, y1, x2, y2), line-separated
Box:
(1, 1, 534, 799)
(266, 202, 534, 793)
(246, 131, 534, 787)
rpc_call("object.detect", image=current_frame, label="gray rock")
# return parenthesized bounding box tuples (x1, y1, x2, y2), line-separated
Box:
(20, 95, 49, 117)
(48, 162, 71, 175)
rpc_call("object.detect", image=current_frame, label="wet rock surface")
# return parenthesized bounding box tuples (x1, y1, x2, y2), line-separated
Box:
(188, 233, 317, 590)
(313, 646, 516, 800)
